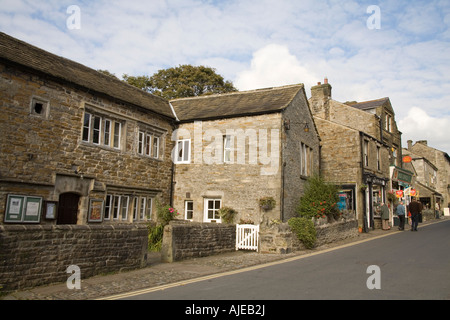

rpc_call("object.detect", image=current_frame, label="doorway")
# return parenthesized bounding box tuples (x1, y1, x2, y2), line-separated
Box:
(57, 193, 80, 224)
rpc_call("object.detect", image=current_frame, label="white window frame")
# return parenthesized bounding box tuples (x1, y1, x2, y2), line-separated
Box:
(185, 200, 194, 221)
(204, 198, 221, 223)
(223, 135, 232, 163)
(82, 111, 122, 150)
(175, 139, 191, 164)
(138, 130, 161, 159)
(121, 196, 129, 221)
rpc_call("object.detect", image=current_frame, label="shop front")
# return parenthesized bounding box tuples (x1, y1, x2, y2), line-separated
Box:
(389, 166, 414, 226)
(363, 173, 389, 231)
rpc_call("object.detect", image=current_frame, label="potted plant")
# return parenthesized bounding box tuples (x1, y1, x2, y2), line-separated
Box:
(259, 196, 276, 211)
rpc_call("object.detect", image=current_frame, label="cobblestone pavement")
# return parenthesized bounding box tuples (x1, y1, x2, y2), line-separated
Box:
(2, 219, 445, 300)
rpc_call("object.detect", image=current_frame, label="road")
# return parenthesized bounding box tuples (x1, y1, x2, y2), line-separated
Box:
(119, 220, 450, 300)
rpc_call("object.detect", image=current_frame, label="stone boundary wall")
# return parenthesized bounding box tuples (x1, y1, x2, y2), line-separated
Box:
(161, 221, 235, 262)
(0, 224, 148, 291)
(260, 219, 359, 254)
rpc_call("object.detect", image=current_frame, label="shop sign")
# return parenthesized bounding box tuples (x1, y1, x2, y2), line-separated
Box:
(403, 156, 412, 163)
(396, 190, 403, 198)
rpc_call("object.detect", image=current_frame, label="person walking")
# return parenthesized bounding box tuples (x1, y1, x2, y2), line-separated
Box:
(408, 197, 422, 231)
(396, 201, 406, 230)
(380, 202, 390, 230)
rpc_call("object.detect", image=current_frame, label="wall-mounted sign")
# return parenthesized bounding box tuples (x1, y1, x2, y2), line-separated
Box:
(403, 155, 412, 163)
(88, 199, 104, 222)
(4, 195, 42, 223)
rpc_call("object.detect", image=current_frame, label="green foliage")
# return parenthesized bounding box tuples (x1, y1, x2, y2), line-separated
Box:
(147, 224, 164, 252)
(147, 200, 179, 252)
(218, 206, 237, 224)
(156, 200, 180, 225)
(122, 65, 237, 99)
(296, 174, 339, 220)
(288, 217, 317, 249)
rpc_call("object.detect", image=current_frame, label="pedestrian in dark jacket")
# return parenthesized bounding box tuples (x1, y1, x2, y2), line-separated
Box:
(408, 198, 422, 231)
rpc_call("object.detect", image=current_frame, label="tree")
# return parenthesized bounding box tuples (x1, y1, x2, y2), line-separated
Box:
(123, 65, 238, 99)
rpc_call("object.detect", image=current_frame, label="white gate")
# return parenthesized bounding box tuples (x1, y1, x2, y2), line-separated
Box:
(236, 224, 259, 251)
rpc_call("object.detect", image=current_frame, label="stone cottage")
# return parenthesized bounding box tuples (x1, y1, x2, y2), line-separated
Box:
(309, 79, 408, 230)
(0, 32, 176, 225)
(169, 84, 320, 225)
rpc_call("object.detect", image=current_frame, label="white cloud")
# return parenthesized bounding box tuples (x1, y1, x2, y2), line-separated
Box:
(234, 44, 320, 91)
(398, 107, 450, 153)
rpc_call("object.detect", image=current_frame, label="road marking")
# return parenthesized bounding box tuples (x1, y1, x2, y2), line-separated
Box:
(98, 219, 447, 300)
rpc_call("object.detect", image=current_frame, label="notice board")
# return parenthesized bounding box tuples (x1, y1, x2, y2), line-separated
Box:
(4, 195, 42, 223)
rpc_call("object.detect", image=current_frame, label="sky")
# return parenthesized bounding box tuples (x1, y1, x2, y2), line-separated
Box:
(1, 0, 449, 153)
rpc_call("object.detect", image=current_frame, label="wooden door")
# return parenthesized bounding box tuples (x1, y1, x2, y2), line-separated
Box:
(57, 193, 79, 224)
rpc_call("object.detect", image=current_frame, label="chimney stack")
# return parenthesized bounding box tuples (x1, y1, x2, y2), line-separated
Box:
(310, 77, 332, 117)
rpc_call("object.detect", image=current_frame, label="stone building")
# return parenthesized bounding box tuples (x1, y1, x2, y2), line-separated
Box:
(309, 79, 408, 230)
(169, 84, 320, 225)
(0, 32, 176, 226)
(405, 140, 450, 212)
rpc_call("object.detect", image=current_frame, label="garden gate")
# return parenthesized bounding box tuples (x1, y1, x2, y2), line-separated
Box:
(236, 224, 259, 251)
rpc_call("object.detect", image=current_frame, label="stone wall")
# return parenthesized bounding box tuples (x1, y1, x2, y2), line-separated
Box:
(0, 224, 148, 291)
(260, 219, 358, 254)
(161, 221, 235, 262)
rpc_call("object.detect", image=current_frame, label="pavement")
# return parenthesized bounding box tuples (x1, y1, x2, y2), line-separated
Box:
(2, 218, 447, 300)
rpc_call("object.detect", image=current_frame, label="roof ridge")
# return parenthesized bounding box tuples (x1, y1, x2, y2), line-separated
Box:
(170, 83, 304, 102)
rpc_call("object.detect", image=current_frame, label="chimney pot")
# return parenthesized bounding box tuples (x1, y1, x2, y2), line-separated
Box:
(317, 82, 321, 85)
(324, 77, 328, 84)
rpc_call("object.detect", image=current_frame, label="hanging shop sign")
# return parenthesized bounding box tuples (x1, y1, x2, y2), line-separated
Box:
(403, 155, 412, 163)
(396, 190, 404, 198)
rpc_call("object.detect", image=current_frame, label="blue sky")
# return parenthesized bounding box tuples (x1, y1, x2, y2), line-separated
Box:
(1, 0, 449, 153)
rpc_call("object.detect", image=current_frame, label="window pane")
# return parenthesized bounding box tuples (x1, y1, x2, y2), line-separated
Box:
(113, 196, 120, 219)
(140, 197, 146, 220)
(104, 195, 111, 220)
(82, 113, 91, 141)
(133, 197, 138, 220)
(104, 120, 111, 146)
(177, 141, 183, 162)
(145, 134, 151, 156)
(183, 140, 190, 162)
(113, 122, 121, 148)
(153, 136, 159, 158)
(93, 116, 101, 144)
(121, 196, 129, 220)
(138, 131, 144, 154)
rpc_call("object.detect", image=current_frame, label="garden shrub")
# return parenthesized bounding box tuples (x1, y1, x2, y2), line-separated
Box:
(296, 174, 340, 221)
(288, 217, 317, 249)
(147, 200, 179, 251)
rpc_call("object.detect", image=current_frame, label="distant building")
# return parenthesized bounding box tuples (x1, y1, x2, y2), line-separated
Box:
(405, 140, 450, 212)
(170, 84, 321, 225)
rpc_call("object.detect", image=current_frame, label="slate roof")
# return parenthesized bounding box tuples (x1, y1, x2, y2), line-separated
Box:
(349, 97, 389, 111)
(170, 84, 304, 122)
(0, 32, 175, 119)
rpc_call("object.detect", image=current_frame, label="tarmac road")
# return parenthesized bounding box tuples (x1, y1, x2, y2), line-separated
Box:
(117, 219, 450, 300)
